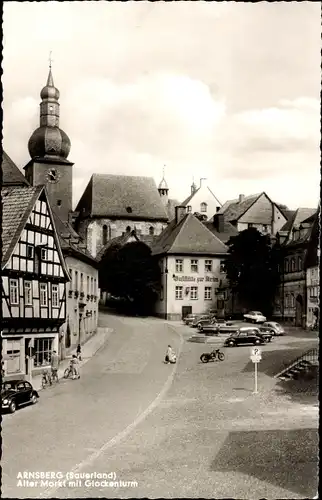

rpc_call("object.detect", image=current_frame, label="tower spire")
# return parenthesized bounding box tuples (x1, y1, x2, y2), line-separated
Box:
(47, 51, 54, 86)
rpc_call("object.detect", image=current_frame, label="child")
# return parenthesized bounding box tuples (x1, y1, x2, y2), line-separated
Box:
(70, 354, 80, 379)
(76, 344, 82, 361)
(165, 345, 176, 364)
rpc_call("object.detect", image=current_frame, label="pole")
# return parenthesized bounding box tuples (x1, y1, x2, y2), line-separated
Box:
(254, 361, 258, 394)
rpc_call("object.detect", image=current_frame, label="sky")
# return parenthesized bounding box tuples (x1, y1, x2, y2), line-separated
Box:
(2, 1, 321, 210)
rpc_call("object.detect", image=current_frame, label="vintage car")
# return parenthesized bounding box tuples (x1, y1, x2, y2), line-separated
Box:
(224, 327, 271, 347)
(2, 380, 39, 413)
(191, 314, 214, 328)
(243, 311, 267, 323)
(197, 319, 220, 334)
(262, 321, 285, 336)
(183, 314, 199, 326)
(193, 315, 217, 329)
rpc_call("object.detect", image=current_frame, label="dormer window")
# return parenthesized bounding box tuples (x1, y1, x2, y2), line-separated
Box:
(200, 202, 207, 213)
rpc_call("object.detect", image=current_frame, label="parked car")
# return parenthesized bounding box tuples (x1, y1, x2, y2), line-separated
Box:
(194, 315, 217, 329)
(218, 321, 240, 334)
(191, 315, 213, 328)
(183, 314, 199, 326)
(2, 380, 39, 413)
(198, 319, 220, 334)
(243, 311, 267, 323)
(224, 328, 267, 347)
(251, 326, 273, 342)
(262, 321, 285, 336)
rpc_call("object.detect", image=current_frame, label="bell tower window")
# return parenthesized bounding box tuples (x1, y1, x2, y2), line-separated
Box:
(102, 225, 108, 246)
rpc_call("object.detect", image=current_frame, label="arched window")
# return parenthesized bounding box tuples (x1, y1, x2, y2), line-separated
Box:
(200, 202, 207, 213)
(290, 258, 296, 272)
(126, 226, 131, 232)
(284, 259, 289, 273)
(149, 226, 154, 236)
(102, 225, 108, 246)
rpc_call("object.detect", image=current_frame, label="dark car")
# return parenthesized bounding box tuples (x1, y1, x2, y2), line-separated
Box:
(224, 328, 267, 347)
(183, 314, 199, 326)
(262, 321, 285, 336)
(257, 326, 274, 342)
(194, 315, 217, 329)
(2, 380, 39, 413)
(191, 314, 213, 328)
(198, 319, 220, 334)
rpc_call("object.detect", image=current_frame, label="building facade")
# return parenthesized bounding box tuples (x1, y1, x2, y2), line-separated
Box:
(181, 178, 222, 221)
(152, 208, 228, 320)
(1, 183, 69, 380)
(218, 192, 288, 235)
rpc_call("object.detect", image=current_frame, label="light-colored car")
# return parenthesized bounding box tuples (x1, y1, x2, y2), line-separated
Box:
(243, 311, 266, 324)
(262, 321, 285, 336)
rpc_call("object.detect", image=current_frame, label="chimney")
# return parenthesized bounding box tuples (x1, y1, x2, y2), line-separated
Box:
(239, 194, 245, 203)
(175, 205, 187, 224)
(200, 178, 207, 188)
(213, 213, 225, 233)
(216, 206, 221, 213)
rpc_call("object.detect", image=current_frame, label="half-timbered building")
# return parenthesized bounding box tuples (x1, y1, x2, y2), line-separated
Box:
(1, 182, 70, 380)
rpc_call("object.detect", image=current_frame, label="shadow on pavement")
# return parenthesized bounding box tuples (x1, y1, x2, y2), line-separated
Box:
(242, 348, 316, 377)
(211, 428, 319, 497)
(274, 371, 319, 406)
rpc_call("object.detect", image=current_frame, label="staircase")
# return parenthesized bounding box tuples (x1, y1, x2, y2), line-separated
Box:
(275, 348, 319, 381)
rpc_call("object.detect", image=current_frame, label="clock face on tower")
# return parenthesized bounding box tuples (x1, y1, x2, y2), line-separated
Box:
(46, 168, 61, 183)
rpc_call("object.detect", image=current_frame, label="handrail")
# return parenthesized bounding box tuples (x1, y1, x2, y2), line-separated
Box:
(275, 347, 319, 378)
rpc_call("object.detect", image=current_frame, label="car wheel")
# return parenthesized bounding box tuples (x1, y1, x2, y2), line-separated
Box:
(197, 323, 202, 329)
(228, 341, 235, 347)
(30, 394, 38, 405)
(9, 401, 16, 413)
(254, 339, 261, 345)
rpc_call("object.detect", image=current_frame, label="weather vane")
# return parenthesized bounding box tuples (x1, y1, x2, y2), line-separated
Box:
(163, 164, 166, 178)
(49, 50, 53, 69)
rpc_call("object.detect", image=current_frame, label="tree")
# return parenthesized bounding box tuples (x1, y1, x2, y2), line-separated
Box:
(99, 241, 161, 315)
(223, 228, 281, 316)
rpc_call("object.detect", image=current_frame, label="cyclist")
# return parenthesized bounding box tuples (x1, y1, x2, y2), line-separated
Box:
(70, 354, 80, 379)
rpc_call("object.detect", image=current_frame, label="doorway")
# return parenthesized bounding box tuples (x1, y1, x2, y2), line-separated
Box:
(295, 295, 303, 326)
(182, 306, 192, 319)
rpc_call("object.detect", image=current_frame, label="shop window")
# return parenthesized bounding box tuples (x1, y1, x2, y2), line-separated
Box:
(190, 286, 198, 300)
(6, 339, 21, 374)
(52, 284, 59, 308)
(175, 259, 184, 273)
(190, 259, 198, 273)
(200, 202, 207, 213)
(175, 286, 183, 300)
(205, 260, 212, 272)
(9, 279, 19, 305)
(24, 281, 32, 305)
(40, 283, 48, 306)
(204, 287, 212, 300)
(149, 226, 155, 236)
(34, 338, 53, 367)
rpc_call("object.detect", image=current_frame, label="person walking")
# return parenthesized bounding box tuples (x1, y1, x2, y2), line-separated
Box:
(71, 354, 80, 380)
(76, 344, 82, 361)
(50, 350, 59, 383)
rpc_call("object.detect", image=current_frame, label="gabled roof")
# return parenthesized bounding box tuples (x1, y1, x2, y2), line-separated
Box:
(279, 207, 317, 233)
(151, 213, 228, 256)
(2, 151, 29, 186)
(217, 193, 262, 221)
(203, 218, 238, 243)
(52, 212, 98, 267)
(1, 186, 70, 280)
(75, 174, 168, 221)
(181, 186, 222, 207)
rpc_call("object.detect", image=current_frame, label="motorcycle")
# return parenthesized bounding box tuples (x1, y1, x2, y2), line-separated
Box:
(200, 349, 225, 363)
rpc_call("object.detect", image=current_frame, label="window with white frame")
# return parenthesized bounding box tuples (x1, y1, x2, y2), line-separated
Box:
(205, 260, 212, 272)
(190, 286, 198, 300)
(175, 286, 183, 300)
(52, 284, 59, 308)
(34, 338, 53, 367)
(200, 202, 207, 213)
(27, 245, 34, 259)
(87, 275, 90, 295)
(40, 283, 48, 306)
(175, 259, 184, 273)
(9, 279, 19, 305)
(204, 287, 212, 300)
(24, 281, 32, 305)
(190, 259, 198, 273)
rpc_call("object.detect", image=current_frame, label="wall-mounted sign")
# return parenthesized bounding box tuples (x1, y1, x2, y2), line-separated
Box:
(172, 275, 219, 283)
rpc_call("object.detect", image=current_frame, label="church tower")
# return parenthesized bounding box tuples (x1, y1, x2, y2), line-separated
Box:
(158, 166, 169, 207)
(24, 61, 74, 223)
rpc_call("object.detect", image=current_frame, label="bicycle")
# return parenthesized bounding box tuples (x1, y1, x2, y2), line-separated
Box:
(63, 365, 80, 379)
(51, 368, 59, 383)
(41, 370, 52, 388)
